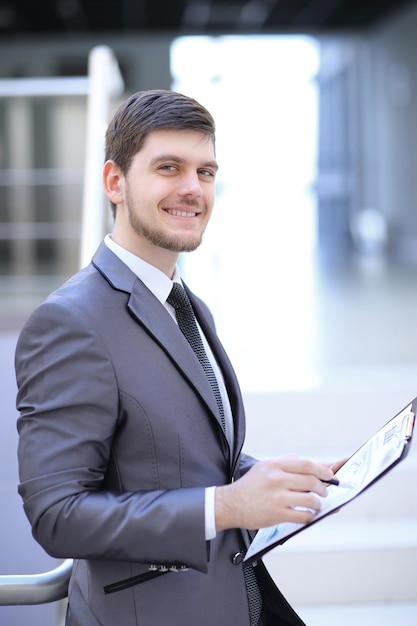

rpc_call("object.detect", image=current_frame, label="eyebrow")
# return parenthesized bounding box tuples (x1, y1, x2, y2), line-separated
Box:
(150, 154, 219, 172)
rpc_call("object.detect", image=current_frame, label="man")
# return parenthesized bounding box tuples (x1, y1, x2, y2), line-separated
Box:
(16, 90, 337, 626)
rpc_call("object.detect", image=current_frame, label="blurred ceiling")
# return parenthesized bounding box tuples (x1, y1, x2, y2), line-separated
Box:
(0, 0, 415, 36)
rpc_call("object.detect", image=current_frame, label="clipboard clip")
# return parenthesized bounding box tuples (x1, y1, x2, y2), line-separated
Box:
(405, 411, 415, 441)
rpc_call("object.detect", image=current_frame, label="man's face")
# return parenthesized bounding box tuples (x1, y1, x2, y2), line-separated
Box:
(111, 129, 218, 264)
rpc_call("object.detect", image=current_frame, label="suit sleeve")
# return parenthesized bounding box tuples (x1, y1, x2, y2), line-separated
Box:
(239, 452, 258, 476)
(15, 298, 210, 572)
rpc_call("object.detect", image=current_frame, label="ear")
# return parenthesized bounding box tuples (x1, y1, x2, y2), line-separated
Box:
(103, 160, 124, 205)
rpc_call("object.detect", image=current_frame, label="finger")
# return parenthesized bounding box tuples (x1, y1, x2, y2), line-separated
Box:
(286, 507, 316, 525)
(278, 488, 322, 514)
(277, 457, 334, 481)
(290, 491, 323, 513)
(328, 457, 349, 473)
(284, 495, 322, 524)
(270, 463, 332, 495)
(290, 474, 329, 497)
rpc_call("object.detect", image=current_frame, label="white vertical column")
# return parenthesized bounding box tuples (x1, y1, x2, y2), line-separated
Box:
(79, 46, 124, 268)
(7, 98, 36, 277)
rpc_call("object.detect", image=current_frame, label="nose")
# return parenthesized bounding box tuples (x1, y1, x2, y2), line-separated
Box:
(178, 171, 202, 198)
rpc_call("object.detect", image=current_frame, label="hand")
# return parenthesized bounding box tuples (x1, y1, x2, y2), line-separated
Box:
(325, 457, 350, 474)
(215, 456, 335, 531)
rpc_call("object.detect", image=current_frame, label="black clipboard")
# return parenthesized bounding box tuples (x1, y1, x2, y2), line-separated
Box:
(244, 397, 416, 563)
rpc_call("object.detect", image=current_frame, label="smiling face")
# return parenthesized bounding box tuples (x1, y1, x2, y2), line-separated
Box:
(104, 129, 218, 276)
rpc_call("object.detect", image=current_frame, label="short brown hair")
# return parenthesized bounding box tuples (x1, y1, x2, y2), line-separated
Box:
(105, 89, 216, 174)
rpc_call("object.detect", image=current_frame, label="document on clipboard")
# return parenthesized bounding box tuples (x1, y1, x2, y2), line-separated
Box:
(244, 398, 416, 564)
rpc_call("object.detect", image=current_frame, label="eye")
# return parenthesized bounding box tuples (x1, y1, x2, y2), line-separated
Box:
(159, 164, 177, 172)
(198, 168, 215, 178)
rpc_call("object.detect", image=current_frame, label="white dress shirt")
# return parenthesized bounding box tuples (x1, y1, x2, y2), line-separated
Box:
(104, 235, 234, 540)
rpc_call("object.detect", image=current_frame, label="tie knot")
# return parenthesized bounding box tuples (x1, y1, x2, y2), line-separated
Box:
(167, 282, 191, 311)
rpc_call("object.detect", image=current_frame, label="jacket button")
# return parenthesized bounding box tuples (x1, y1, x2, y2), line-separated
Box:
(232, 552, 244, 565)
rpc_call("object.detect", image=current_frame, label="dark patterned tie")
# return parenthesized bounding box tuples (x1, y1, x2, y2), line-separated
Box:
(168, 283, 262, 625)
(167, 282, 226, 434)
(243, 559, 263, 626)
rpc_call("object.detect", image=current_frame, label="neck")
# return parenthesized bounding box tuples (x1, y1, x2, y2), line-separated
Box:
(110, 230, 179, 279)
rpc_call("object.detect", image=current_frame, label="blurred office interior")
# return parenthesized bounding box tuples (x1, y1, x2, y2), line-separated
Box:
(0, 1, 417, 624)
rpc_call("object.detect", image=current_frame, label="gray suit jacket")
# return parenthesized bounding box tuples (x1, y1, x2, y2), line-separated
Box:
(16, 243, 305, 626)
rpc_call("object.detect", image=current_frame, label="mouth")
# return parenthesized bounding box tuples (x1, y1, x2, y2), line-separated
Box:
(164, 208, 200, 218)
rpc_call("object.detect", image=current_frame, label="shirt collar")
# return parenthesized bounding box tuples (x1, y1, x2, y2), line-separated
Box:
(104, 234, 181, 305)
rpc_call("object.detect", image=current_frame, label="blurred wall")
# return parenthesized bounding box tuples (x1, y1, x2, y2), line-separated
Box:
(317, 3, 417, 262)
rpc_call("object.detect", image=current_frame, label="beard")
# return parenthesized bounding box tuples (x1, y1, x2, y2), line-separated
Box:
(125, 191, 206, 253)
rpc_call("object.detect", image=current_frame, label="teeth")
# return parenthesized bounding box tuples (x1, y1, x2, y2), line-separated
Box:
(167, 209, 197, 217)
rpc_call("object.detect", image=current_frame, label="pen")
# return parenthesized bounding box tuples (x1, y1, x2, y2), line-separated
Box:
(322, 478, 340, 486)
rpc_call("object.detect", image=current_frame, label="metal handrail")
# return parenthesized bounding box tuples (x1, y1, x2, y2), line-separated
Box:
(0, 559, 73, 606)
(0, 76, 89, 97)
(0, 44, 124, 607)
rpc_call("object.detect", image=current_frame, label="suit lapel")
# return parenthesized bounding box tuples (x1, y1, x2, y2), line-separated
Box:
(92, 244, 228, 444)
(127, 284, 223, 427)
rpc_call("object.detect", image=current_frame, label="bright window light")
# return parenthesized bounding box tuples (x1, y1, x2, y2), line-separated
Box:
(171, 35, 320, 392)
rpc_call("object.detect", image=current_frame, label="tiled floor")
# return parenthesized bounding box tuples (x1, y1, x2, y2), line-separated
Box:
(296, 602, 417, 626)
